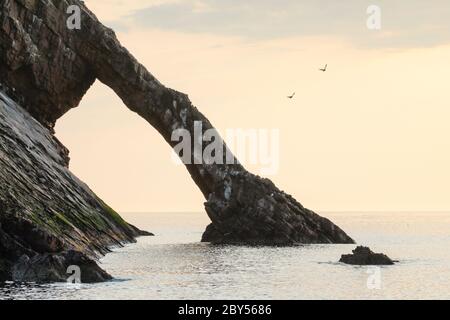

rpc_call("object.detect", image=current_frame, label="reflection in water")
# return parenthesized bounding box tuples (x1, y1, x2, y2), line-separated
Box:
(1, 212, 450, 300)
(0, 282, 87, 300)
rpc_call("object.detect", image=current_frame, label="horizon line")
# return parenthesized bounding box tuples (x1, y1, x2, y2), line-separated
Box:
(118, 210, 450, 214)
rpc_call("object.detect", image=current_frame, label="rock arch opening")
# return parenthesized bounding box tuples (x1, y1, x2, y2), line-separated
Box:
(55, 80, 205, 213)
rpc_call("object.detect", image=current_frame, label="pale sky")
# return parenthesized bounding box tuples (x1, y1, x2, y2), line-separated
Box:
(55, 1, 450, 213)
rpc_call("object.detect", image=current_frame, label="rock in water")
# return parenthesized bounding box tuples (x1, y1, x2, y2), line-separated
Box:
(12, 250, 113, 283)
(340, 246, 395, 265)
(0, 0, 354, 283)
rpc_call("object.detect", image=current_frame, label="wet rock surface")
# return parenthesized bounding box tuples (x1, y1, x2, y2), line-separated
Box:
(12, 250, 112, 283)
(340, 246, 395, 265)
(202, 172, 354, 245)
(0, 0, 354, 282)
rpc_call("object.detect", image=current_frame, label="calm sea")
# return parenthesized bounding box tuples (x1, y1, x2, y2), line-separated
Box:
(1, 212, 450, 300)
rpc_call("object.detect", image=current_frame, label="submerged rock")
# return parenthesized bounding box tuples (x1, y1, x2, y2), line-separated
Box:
(340, 246, 395, 265)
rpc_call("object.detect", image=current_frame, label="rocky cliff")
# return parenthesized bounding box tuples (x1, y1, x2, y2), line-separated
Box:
(0, 89, 150, 282)
(0, 0, 354, 282)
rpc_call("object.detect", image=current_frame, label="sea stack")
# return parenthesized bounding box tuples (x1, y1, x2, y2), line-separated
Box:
(340, 246, 395, 265)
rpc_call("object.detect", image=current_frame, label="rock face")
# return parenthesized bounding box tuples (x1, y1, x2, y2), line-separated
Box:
(340, 246, 395, 265)
(0, 90, 151, 282)
(12, 250, 112, 283)
(0, 0, 354, 282)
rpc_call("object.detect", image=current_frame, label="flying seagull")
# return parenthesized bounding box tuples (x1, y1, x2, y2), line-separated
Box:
(319, 64, 327, 72)
(287, 92, 296, 99)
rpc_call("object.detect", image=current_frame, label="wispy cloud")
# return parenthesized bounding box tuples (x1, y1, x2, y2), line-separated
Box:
(84, 0, 179, 22)
(92, 0, 450, 49)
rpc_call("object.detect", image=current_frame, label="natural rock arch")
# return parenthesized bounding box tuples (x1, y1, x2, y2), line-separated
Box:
(1, 0, 353, 245)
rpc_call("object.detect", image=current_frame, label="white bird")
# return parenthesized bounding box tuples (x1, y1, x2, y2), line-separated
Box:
(319, 64, 327, 72)
(287, 92, 296, 99)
